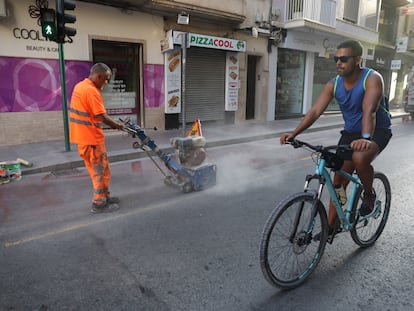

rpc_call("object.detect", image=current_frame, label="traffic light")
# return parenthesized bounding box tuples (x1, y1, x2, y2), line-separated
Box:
(56, 0, 76, 43)
(40, 8, 57, 40)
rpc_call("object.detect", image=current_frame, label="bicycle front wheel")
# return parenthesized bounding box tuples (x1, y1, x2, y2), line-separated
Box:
(259, 192, 328, 289)
(350, 172, 391, 247)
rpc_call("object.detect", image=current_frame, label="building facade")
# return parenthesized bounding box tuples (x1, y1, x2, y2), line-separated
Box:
(0, 0, 412, 146)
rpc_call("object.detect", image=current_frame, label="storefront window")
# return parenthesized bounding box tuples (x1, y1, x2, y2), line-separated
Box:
(313, 56, 338, 111)
(92, 39, 142, 124)
(276, 49, 305, 118)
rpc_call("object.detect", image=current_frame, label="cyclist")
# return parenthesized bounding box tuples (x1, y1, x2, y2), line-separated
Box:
(280, 40, 392, 238)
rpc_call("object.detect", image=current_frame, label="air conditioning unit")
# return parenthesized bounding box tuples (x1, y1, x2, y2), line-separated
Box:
(0, 0, 7, 18)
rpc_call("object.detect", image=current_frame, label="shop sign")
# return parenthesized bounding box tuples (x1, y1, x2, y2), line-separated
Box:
(396, 37, 408, 53)
(365, 47, 375, 61)
(164, 48, 182, 114)
(391, 60, 401, 70)
(402, 7, 414, 15)
(173, 31, 246, 52)
(322, 38, 338, 56)
(225, 52, 239, 111)
(160, 30, 174, 53)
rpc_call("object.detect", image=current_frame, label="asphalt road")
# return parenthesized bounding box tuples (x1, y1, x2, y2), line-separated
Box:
(1, 120, 413, 311)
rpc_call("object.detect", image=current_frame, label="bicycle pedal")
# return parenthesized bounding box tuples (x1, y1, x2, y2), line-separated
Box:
(326, 227, 342, 244)
(327, 234, 335, 244)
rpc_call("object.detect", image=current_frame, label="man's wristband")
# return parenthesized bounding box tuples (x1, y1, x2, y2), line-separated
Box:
(361, 133, 372, 141)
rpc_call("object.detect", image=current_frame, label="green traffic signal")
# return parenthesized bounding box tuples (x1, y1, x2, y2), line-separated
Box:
(40, 8, 56, 40)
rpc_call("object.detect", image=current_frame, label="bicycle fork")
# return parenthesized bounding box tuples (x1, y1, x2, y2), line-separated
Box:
(289, 174, 325, 245)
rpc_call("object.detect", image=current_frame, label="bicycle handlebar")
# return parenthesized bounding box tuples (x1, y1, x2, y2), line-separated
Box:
(287, 139, 352, 153)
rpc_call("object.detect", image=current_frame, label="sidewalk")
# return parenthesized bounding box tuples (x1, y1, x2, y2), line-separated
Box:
(0, 109, 409, 176)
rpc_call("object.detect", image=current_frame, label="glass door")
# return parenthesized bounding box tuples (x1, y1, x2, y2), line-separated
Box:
(276, 48, 305, 118)
(313, 56, 338, 111)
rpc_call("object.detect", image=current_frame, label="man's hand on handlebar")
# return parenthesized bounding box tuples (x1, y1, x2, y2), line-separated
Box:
(280, 133, 296, 145)
(350, 138, 373, 152)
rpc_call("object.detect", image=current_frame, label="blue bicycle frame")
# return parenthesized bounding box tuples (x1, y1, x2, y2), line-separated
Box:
(304, 157, 363, 231)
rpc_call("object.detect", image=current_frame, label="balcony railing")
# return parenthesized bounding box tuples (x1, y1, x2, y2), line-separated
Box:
(285, 0, 336, 27)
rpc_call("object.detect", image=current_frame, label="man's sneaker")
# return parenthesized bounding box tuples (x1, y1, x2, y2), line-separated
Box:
(106, 196, 120, 204)
(91, 201, 120, 214)
(359, 191, 376, 217)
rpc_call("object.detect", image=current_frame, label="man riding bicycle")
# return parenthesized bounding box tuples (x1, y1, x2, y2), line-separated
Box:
(280, 40, 392, 238)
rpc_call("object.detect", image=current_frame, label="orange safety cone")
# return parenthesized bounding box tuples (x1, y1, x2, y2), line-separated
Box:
(186, 118, 203, 137)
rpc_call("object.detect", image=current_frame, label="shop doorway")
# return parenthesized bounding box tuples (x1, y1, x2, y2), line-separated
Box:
(92, 39, 143, 125)
(246, 55, 258, 120)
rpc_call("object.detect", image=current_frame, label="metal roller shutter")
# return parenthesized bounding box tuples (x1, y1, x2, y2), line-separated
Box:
(183, 47, 226, 123)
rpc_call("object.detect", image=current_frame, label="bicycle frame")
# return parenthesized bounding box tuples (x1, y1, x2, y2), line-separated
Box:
(304, 156, 363, 231)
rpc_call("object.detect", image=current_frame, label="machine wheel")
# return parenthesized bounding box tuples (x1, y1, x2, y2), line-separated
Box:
(181, 182, 193, 193)
(164, 176, 174, 186)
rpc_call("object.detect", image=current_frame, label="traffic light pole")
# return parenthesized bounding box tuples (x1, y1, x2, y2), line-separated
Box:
(58, 42, 71, 152)
(55, 0, 76, 151)
(181, 32, 188, 137)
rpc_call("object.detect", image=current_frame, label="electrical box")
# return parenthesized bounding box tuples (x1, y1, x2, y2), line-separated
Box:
(0, 0, 7, 18)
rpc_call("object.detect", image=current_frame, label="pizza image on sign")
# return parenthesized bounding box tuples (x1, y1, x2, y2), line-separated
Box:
(229, 71, 237, 80)
(169, 58, 180, 72)
(168, 95, 179, 107)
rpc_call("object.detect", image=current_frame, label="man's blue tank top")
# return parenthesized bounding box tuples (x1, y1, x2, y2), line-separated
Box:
(333, 67, 391, 133)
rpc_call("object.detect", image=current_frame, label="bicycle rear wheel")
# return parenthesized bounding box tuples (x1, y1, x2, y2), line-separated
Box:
(350, 172, 391, 247)
(259, 192, 328, 289)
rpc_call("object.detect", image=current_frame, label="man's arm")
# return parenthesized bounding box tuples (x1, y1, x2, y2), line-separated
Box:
(280, 81, 334, 144)
(361, 71, 384, 137)
(98, 113, 124, 130)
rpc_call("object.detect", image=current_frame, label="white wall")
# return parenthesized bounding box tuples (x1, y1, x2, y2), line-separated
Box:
(0, 0, 164, 64)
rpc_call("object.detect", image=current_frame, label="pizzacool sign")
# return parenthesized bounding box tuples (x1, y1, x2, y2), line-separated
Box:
(173, 31, 246, 52)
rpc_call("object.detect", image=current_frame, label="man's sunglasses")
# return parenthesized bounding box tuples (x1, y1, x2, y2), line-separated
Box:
(333, 55, 357, 63)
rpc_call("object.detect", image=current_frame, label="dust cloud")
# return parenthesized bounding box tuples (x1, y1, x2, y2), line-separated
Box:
(206, 142, 293, 195)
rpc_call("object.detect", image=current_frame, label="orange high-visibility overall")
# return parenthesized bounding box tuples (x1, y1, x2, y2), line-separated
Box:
(69, 78, 111, 204)
(77, 144, 111, 204)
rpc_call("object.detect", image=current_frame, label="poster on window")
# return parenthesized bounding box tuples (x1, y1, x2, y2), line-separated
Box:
(164, 48, 181, 113)
(225, 52, 239, 111)
(101, 65, 138, 124)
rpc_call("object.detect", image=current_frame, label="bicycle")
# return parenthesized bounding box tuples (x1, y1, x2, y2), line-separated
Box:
(259, 139, 391, 289)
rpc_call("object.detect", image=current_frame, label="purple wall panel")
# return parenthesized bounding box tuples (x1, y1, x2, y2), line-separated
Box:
(144, 64, 164, 108)
(0, 57, 91, 112)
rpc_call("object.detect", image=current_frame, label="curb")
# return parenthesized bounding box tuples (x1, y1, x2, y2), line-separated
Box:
(20, 123, 344, 176)
(18, 110, 410, 176)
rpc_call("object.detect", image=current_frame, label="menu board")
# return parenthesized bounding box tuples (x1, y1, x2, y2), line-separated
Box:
(164, 48, 182, 113)
(225, 52, 239, 111)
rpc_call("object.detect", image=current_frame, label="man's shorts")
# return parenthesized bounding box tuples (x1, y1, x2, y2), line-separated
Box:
(337, 128, 392, 161)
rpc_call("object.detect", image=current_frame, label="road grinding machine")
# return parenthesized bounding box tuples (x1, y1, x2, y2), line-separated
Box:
(122, 119, 216, 193)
